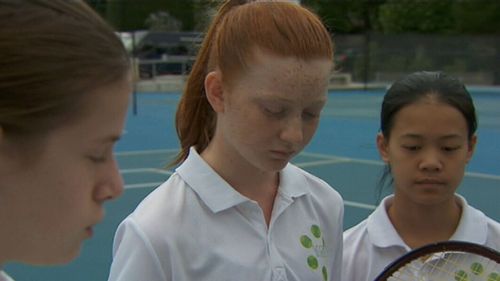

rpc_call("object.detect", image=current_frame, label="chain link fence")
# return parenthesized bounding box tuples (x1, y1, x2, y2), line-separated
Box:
(122, 30, 500, 88)
(334, 33, 500, 86)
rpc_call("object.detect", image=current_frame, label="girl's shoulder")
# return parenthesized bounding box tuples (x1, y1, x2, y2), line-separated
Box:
(485, 216, 500, 244)
(285, 163, 342, 200)
(476, 215, 500, 254)
(343, 219, 369, 242)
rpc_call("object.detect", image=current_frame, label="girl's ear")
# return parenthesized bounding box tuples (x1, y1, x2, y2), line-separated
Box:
(466, 134, 477, 163)
(376, 132, 390, 163)
(204, 71, 225, 113)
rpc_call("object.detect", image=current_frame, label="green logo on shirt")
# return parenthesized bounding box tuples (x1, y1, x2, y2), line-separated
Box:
(454, 262, 500, 281)
(299, 224, 328, 281)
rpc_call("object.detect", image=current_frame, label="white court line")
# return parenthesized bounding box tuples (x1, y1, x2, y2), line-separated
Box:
(300, 151, 500, 180)
(121, 168, 173, 175)
(118, 149, 500, 192)
(121, 168, 160, 174)
(152, 169, 174, 175)
(344, 200, 376, 210)
(465, 171, 500, 180)
(125, 182, 165, 189)
(121, 168, 173, 189)
(296, 158, 351, 168)
(300, 151, 351, 160)
(300, 151, 384, 166)
(116, 148, 178, 156)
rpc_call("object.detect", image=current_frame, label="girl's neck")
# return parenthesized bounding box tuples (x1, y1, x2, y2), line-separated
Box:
(201, 141, 279, 199)
(201, 140, 280, 226)
(388, 195, 462, 249)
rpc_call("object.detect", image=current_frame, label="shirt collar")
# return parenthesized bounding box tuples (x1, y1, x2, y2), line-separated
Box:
(176, 147, 309, 213)
(176, 147, 248, 213)
(278, 163, 310, 200)
(367, 195, 409, 250)
(367, 194, 489, 249)
(450, 194, 488, 244)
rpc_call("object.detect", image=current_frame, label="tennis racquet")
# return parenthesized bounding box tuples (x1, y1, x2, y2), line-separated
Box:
(374, 241, 500, 281)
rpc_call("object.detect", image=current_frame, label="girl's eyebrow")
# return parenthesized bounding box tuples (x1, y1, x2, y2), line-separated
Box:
(399, 134, 464, 140)
(440, 134, 465, 139)
(255, 96, 327, 105)
(92, 135, 122, 144)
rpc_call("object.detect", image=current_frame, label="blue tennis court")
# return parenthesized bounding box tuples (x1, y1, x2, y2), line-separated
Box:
(6, 88, 500, 281)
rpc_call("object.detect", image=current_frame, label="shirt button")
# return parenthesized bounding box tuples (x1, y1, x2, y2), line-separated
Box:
(273, 266, 287, 281)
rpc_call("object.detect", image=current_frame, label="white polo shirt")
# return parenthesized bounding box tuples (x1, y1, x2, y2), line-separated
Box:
(109, 147, 344, 281)
(341, 194, 500, 281)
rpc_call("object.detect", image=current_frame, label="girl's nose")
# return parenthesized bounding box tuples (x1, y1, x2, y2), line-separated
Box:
(418, 149, 443, 172)
(93, 157, 124, 202)
(280, 116, 303, 145)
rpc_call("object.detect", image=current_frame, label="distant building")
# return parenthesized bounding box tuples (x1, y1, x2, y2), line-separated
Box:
(133, 31, 203, 78)
(134, 31, 202, 59)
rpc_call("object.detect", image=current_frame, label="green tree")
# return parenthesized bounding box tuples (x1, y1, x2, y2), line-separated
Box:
(302, 0, 384, 33)
(85, 0, 107, 15)
(104, 0, 195, 31)
(453, 0, 500, 34)
(378, 0, 455, 33)
(145, 11, 182, 31)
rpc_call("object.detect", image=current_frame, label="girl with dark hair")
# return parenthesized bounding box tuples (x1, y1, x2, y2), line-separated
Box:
(109, 1, 343, 281)
(342, 71, 500, 281)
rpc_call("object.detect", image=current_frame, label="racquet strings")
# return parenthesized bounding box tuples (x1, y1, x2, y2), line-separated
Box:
(386, 250, 500, 281)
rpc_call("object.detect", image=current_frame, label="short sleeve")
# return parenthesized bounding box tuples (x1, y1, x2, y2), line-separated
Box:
(108, 217, 168, 281)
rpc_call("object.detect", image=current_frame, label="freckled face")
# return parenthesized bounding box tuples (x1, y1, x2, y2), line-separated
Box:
(378, 98, 475, 206)
(217, 49, 332, 172)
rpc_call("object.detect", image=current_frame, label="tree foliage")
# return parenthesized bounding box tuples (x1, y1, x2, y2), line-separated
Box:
(377, 0, 455, 33)
(302, 0, 500, 35)
(145, 11, 182, 31)
(301, 0, 372, 33)
(96, 0, 195, 31)
(452, 0, 500, 34)
(86, 0, 500, 34)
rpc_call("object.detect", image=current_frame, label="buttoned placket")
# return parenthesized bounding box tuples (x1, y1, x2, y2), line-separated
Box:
(238, 192, 296, 281)
(269, 195, 294, 281)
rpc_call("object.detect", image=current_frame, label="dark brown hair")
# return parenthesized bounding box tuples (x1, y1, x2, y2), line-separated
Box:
(0, 0, 130, 139)
(377, 71, 477, 196)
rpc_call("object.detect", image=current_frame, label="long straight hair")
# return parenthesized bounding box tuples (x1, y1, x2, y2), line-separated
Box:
(173, 0, 334, 165)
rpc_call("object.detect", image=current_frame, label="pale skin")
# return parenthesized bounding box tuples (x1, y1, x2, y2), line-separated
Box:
(0, 75, 131, 266)
(202, 48, 332, 226)
(377, 96, 476, 249)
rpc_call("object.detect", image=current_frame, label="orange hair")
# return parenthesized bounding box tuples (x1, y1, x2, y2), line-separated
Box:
(173, 0, 333, 164)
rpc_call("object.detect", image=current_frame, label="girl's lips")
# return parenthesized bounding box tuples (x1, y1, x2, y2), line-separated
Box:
(270, 150, 294, 159)
(416, 178, 445, 184)
(414, 179, 446, 189)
